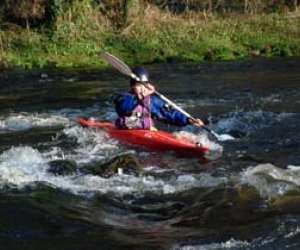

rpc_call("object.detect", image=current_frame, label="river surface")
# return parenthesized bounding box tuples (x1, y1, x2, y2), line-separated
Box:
(0, 58, 300, 250)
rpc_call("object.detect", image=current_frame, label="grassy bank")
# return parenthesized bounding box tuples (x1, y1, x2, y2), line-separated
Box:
(0, 3, 300, 70)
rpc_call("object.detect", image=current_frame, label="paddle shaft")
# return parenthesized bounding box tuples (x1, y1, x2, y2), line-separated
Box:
(153, 90, 218, 137)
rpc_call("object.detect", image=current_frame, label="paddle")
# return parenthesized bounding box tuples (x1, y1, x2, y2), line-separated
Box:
(101, 52, 231, 141)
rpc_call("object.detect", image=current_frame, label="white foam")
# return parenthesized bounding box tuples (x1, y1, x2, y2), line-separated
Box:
(260, 94, 281, 103)
(213, 132, 235, 142)
(0, 112, 69, 131)
(62, 125, 121, 164)
(0, 146, 48, 187)
(241, 163, 300, 198)
(174, 131, 223, 160)
(215, 110, 293, 135)
(175, 98, 229, 108)
(54, 103, 117, 120)
(0, 107, 116, 133)
(0, 120, 6, 130)
(0, 146, 227, 196)
(172, 238, 250, 250)
(285, 227, 300, 239)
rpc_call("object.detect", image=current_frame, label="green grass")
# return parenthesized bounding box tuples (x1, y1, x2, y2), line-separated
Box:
(0, 4, 300, 70)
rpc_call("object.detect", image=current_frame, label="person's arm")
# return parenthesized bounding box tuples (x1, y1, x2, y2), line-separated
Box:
(151, 95, 205, 127)
(113, 93, 138, 116)
(151, 95, 191, 126)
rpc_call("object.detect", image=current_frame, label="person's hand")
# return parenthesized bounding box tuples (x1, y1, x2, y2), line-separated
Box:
(133, 83, 155, 100)
(188, 118, 204, 127)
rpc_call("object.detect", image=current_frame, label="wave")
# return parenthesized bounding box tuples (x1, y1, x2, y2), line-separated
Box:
(0, 146, 227, 196)
(242, 163, 300, 198)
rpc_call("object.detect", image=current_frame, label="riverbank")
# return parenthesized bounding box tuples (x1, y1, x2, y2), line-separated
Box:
(0, 4, 300, 70)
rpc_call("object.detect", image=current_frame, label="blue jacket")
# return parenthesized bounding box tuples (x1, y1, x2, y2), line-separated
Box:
(114, 92, 190, 126)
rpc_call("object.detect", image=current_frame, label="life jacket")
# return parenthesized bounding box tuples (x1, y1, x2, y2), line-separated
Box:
(115, 95, 154, 129)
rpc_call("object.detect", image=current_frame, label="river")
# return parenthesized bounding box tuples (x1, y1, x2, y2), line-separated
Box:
(0, 58, 299, 250)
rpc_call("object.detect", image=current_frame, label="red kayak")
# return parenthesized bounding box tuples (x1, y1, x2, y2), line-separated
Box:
(78, 118, 210, 158)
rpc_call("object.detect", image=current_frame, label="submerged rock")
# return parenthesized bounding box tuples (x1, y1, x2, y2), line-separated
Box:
(81, 154, 143, 178)
(272, 194, 300, 214)
(174, 186, 271, 227)
(47, 159, 77, 176)
(47, 154, 143, 178)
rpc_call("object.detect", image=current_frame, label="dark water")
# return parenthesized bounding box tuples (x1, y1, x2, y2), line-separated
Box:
(0, 58, 300, 250)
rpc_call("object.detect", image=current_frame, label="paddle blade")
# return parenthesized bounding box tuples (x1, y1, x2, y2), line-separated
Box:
(102, 52, 134, 78)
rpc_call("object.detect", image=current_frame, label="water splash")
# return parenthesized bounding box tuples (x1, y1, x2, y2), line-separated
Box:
(0, 112, 69, 132)
(172, 238, 250, 250)
(260, 94, 282, 104)
(62, 125, 121, 164)
(0, 145, 227, 196)
(214, 110, 293, 137)
(0, 105, 117, 133)
(54, 103, 117, 120)
(174, 131, 223, 160)
(0, 146, 48, 187)
(211, 131, 235, 141)
(241, 163, 300, 198)
(175, 98, 230, 108)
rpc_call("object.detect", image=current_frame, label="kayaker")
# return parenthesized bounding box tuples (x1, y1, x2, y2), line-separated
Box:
(114, 67, 205, 130)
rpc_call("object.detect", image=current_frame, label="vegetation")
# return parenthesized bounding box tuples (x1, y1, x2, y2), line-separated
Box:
(0, 0, 299, 69)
